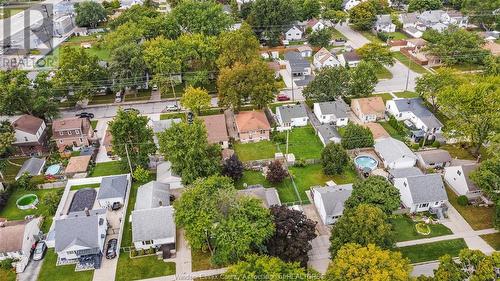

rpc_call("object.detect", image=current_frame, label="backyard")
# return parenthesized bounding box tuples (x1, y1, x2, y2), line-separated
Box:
(3, 157, 29, 182)
(397, 238, 468, 263)
(393, 52, 429, 74)
(192, 250, 222, 272)
(38, 250, 93, 281)
(234, 141, 277, 162)
(445, 186, 494, 230)
(390, 215, 453, 242)
(90, 161, 129, 177)
(480, 233, 500, 250)
(378, 121, 405, 141)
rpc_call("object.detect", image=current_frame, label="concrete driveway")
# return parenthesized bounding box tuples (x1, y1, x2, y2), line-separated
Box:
(18, 258, 43, 281)
(307, 235, 331, 274)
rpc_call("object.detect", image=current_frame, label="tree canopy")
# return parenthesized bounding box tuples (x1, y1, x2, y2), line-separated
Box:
(434, 250, 500, 281)
(349, 1, 377, 30)
(222, 154, 244, 182)
(321, 143, 350, 175)
(224, 255, 312, 281)
(249, 0, 297, 46)
(174, 176, 274, 265)
(180, 86, 211, 115)
(0, 121, 14, 157)
(345, 176, 400, 214)
(216, 23, 260, 69)
(308, 28, 333, 48)
(407, 0, 442, 12)
(415, 68, 463, 112)
(341, 123, 374, 149)
(171, 0, 233, 36)
(75, 1, 107, 28)
(357, 43, 395, 68)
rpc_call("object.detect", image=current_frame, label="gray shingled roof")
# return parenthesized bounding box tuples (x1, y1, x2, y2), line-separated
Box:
(314, 184, 353, 217)
(135, 181, 170, 210)
(418, 10, 445, 24)
(393, 98, 443, 129)
(68, 188, 97, 213)
(317, 124, 341, 145)
(97, 175, 128, 200)
(417, 149, 452, 165)
(376, 14, 393, 25)
(16, 158, 45, 179)
(400, 12, 419, 24)
(317, 100, 348, 118)
(54, 211, 105, 252)
(152, 119, 181, 134)
(374, 137, 416, 164)
(461, 164, 479, 192)
(406, 174, 448, 204)
(132, 206, 175, 242)
(388, 167, 423, 179)
(238, 186, 281, 208)
(277, 104, 307, 123)
(284, 51, 310, 73)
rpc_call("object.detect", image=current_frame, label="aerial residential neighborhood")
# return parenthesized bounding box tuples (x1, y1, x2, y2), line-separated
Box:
(0, 0, 499, 280)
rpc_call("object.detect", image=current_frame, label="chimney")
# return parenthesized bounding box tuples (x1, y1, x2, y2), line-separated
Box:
(84, 207, 90, 216)
(159, 200, 163, 207)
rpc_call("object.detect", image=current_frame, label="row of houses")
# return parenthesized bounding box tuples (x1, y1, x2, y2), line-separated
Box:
(399, 10, 468, 38)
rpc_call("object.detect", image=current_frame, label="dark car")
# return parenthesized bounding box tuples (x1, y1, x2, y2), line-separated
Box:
(76, 112, 95, 119)
(277, 94, 290, 101)
(106, 239, 118, 259)
(111, 202, 122, 211)
(123, 108, 140, 113)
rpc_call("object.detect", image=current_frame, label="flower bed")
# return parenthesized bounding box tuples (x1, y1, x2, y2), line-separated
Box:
(415, 222, 431, 235)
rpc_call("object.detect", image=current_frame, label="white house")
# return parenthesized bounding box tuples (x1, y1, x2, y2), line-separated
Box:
(416, 149, 452, 169)
(444, 164, 482, 198)
(0, 218, 41, 266)
(276, 104, 308, 130)
(399, 12, 419, 29)
(375, 15, 396, 33)
(306, 18, 325, 32)
(404, 27, 423, 38)
(285, 26, 303, 41)
(297, 46, 313, 57)
(157, 161, 183, 189)
(338, 51, 361, 67)
(311, 184, 353, 225)
(132, 181, 175, 252)
(393, 174, 448, 213)
(374, 137, 417, 169)
(96, 175, 129, 208)
(386, 98, 443, 135)
(313, 48, 341, 69)
(313, 100, 349, 126)
(350, 97, 385, 123)
(317, 124, 342, 146)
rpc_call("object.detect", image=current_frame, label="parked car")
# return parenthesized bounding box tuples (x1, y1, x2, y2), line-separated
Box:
(277, 94, 290, 101)
(106, 239, 118, 259)
(123, 108, 140, 113)
(111, 202, 122, 211)
(115, 92, 123, 103)
(165, 104, 179, 111)
(152, 85, 158, 91)
(33, 241, 47, 261)
(76, 112, 94, 119)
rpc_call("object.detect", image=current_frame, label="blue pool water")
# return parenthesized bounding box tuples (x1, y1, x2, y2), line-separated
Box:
(45, 164, 61, 175)
(354, 155, 378, 172)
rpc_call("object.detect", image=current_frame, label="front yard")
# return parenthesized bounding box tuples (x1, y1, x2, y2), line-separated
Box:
(375, 67, 393, 80)
(373, 93, 394, 102)
(445, 186, 494, 230)
(38, 250, 93, 281)
(90, 161, 129, 177)
(480, 233, 500, 250)
(397, 238, 468, 263)
(393, 52, 429, 74)
(394, 91, 419, 99)
(390, 215, 453, 242)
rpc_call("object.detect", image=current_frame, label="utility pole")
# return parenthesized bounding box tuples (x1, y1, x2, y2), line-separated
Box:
(169, 74, 178, 107)
(124, 143, 133, 175)
(405, 57, 411, 91)
(285, 129, 289, 155)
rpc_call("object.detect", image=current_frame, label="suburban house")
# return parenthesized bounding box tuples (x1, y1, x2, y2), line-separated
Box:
(351, 97, 385, 123)
(276, 104, 308, 129)
(15, 157, 45, 180)
(238, 185, 281, 208)
(306, 18, 325, 32)
(150, 118, 182, 146)
(0, 218, 41, 269)
(317, 124, 342, 146)
(52, 117, 94, 151)
(313, 47, 341, 69)
(285, 26, 303, 41)
(54, 209, 107, 268)
(338, 51, 361, 67)
(386, 98, 443, 135)
(201, 114, 229, 149)
(11, 115, 48, 156)
(311, 184, 353, 225)
(132, 181, 175, 254)
(284, 51, 312, 79)
(444, 164, 482, 198)
(157, 161, 183, 189)
(416, 149, 452, 170)
(313, 100, 349, 126)
(387, 167, 423, 183)
(235, 111, 271, 143)
(399, 10, 468, 36)
(64, 155, 92, 178)
(404, 27, 423, 38)
(393, 174, 448, 214)
(374, 137, 417, 169)
(96, 175, 129, 208)
(399, 12, 419, 29)
(297, 45, 313, 57)
(374, 15, 396, 33)
(342, 0, 362, 10)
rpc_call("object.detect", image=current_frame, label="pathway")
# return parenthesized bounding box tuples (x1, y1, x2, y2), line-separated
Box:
(175, 229, 192, 280)
(95, 118, 113, 163)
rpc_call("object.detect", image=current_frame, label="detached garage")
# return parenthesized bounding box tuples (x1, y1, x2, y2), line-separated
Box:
(97, 175, 129, 208)
(374, 137, 417, 169)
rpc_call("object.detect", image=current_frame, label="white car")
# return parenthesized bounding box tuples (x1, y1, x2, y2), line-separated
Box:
(165, 104, 179, 111)
(152, 85, 158, 91)
(33, 241, 47, 261)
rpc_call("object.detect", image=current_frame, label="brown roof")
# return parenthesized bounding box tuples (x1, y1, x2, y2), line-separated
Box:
(306, 18, 319, 28)
(363, 123, 390, 139)
(406, 38, 427, 47)
(235, 111, 271, 132)
(342, 51, 361, 62)
(352, 97, 385, 115)
(267, 61, 280, 72)
(64, 155, 92, 174)
(0, 220, 27, 253)
(483, 41, 500, 56)
(201, 114, 229, 144)
(12, 115, 44, 135)
(52, 117, 91, 139)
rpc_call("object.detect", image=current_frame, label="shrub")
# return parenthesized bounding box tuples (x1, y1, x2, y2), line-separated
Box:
(457, 195, 469, 206)
(146, 248, 155, 254)
(266, 160, 288, 184)
(132, 166, 150, 183)
(16, 172, 33, 190)
(341, 123, 374, 149)
(138, 249, 145, 256)
(130, 250, 137, 257)
(377, 32, 391, 42)
(271, 131, 286, 144)
(0, 189, 11, 212)
(294, 158, 306, 167)
(321, 143, 350, 175)
(411, 143, 420, 150)
(222, 154, 244, 182)
(0, 258, 13, 269)
(432, 140, 441, 148)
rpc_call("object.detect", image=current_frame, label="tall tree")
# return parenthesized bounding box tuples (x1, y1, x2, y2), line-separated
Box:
(357, 43, 395, 68)
(461, 0, 500, 30)
(266, 160, 288, 184)
(408, 0, 443, 12)
(180, 86, 211, 115)
(308, 28, 332, 48)
(0, 121, 14, 156)
(249, 0, 297, 46)
(434, 250, 500, 280)
(341, 123, 374, 149)
(266, 205, 317, 267)
(108, 43, 146, 92)
(438, 75, 500, 156)
(224, 255, 312, 281)
(471, 158, 500, 228)
(216, 23, 260, 69)
(108, 109, 156, 168)
(326, 243, 411, 281)
(295, 0, 321, 20)
(483, 54, 500, 76)
(158, 120, 221, 184)
(347, 61, 378, 98)
(345, 175, 400, 214)
(321, 143, 350, 175)
(108, 4, 160, 29)
(171, 0, 233, 36)
(222, 154, 244, 182)
(75, 1, 107, 27)
(415, 68, 463, 112)
(349, 1, 377, 30)
(174, 176, 274, 265)
(218, 60, 278, 110)
(105, 21, 144, 51)
(329, 204, 395, 258)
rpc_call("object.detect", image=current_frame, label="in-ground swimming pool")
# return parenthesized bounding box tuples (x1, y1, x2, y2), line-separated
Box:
(45, 164, 61, 176)
(16, 194, 39, 210)
(354, 155, 378, 172)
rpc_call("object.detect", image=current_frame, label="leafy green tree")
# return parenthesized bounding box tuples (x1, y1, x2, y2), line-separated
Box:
(0, 121, 14, 156)
(438, 75, 500, 156)
(326, 243, 411, 281)
(462, 0, 500, 30)
(434, 249, 499, 281)
(217, 60, 278, 110)
(267, 205, 317, 267)
(42, 190, 63, 215)
(249, 0, 297, 46)
(174, 176, 274, 265)
(53, 47, 108, 102)
(132, 166, 150, 183)
(408, 0, 442, 12)
(341, 123, 374, 149)
(216, 23, 260, 69)
(75, 1, 107, 27)
(321, 143, 350, 175)
(483, 54, 500, 76)
(349, 1, 376, 30)
(180, 86, 211, 115)
(266, 160, 288, 184)
(176, 34, 219, 72)
(415, 68, 463, 112)
(158, 120, 221, 184)
(143, 36, 182, 75)
(16, 172, 33, 190)
(102, 0, 121, 14)
(109, 43, 146, 92)
(171, 0, 233, 36)
(105, 21, 144, 51)
(347, 61, 378, 98)
(329, 204, 395, 258)
(471, 158, 500, 227)
(224, 255, 312, 281)
(295, 0, 321, 20)
(322, 0, 343, 11)
(322, 10, 348, 24)
(357, 43, 395, 68)
(108, 4, 160, 29)
(345, 176, 400, 214)
(308, 28, 332, 48)
(108, 109, 156, 169)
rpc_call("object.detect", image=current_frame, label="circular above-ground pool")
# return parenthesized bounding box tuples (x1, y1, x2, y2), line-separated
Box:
(354, 155, 379, 172)
(16, 194, 39, 210)
(45, 164, 61, 176)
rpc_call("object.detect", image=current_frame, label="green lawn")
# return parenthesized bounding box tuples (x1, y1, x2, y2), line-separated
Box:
(116, 255, 175, 281)
(387, 32, 408, 40)
(331, 27, 345, 39)
(480, 233, 500, 250)
(433, 64, 483, 72)
(394, 91, 419, 99)
(360, 31, 384, 44)
(375, 67, 393, 80)
(0, 8, 25, 19)
(160, 112, 186, 121)
(38, 250, 93, 281)
(88, 94, 115, 105)
(446, 186, 494, 230)
(90, 161, 129, 177)
(393, 52, 429, 74)
(398, 239, 468, 263)
(42, 43, 110, 67)
(192, 250, 222, 272)
(378, 121, 405, 141)
(70, 183, 100, 191)
(390, 216, 453, 242)
(0, 267, 15, 281)
(373, 93, 394, 102)
(277, 126, 324, 160)
(3, 158, 28, 182)
(440, 144, 476, 161)
(123, 89, 151, 102)
(234, 141, 277, 162)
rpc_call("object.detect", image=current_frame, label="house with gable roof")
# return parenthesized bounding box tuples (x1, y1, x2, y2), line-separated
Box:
(393, 173, 448, 214)
(235, 111, 271, 143)
(374, 15, 396, 33)
(276, 104, 308, 129)
(313, 100, 349, 126)
(96, 175, 129, 208)
(313, 47, 341, 69)
(311, 184, 353, 224)
(11, 114, 48, 156)
(374, 137, 417, 169)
